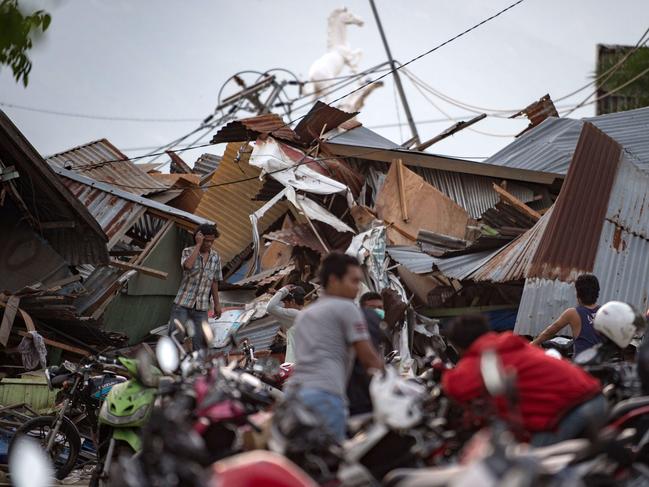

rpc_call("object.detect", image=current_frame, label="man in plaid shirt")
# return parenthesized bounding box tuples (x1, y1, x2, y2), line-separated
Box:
(169, 223, 222, 350)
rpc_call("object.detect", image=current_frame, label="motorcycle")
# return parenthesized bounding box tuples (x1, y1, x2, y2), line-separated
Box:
(10, 357, 125, 480)
(90, 354, 161, 487)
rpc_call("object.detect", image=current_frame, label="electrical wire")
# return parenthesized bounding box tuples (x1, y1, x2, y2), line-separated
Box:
(63, 0, 529, 175)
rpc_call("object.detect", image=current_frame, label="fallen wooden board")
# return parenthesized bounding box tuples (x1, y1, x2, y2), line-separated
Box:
(0, 296, 20, 347)
(492, 183, 541, 221)
(16, 330, 90, 356)
(109, 259, 168, 280)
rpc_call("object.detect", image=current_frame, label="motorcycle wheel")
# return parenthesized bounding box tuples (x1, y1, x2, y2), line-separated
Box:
(10, 415, 81, 480)
(89, 440, 134, 487)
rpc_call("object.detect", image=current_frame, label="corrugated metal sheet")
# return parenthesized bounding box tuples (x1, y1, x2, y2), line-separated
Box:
(193, 142, 288, 265)
(412, 167, 535, 218)
(211, 114, 299, 145)
(529, 123, 621, 281)
(235, 264, 295, 287)
(487, 106, 649, 174)
(386, 246, 434, 274)
(52, 165, 213, 231)
(472, 207, 553, 282)
(294, 101, 356, 143)
(193, 153, 222, 176)
(61, 178, 146, 246)
(432, 249, 499, 280)
(236, 315, 281, 351)
(514, 130, 649, 336)
(48, 139, 168, 196)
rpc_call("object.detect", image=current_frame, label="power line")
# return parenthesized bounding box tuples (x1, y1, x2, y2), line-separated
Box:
(65, 0, 528, 174)
(0, 101, 204, 123)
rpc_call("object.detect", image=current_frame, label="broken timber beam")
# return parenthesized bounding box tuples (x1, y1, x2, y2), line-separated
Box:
(109, 259, 168, 280)
(16, 331, 89, 356)
(416, 113, 487, 151)
(492, 183, 541, 221)
(394, 159, 409, 222)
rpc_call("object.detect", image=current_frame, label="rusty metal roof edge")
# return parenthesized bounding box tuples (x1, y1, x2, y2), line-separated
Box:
(52, 165, 213, 226)
(323, 141, 562, 185)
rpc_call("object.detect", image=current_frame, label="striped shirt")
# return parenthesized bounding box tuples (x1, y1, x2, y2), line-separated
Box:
(174, 246, 222, 311)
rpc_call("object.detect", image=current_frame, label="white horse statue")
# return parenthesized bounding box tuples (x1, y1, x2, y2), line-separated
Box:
(308, 7, 364, 100)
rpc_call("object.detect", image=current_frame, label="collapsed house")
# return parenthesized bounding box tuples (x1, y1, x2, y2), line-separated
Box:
(2, 100, 648, 370)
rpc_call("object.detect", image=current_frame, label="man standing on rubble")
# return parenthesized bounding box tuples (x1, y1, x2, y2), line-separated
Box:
(266, 284, 306, 363)
(287, 253, 384, 442)
(531, 274, 602, 356)
(169, 223, 222, 351)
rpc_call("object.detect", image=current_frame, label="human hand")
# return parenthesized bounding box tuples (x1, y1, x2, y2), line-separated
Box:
(195, 231, 204, 246)
(213, 303, 222, 319)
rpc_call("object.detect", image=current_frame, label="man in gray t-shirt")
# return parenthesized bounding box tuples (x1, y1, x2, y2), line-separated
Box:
(286, 253, 384, 441)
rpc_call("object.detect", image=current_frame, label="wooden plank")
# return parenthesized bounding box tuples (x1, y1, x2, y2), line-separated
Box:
(44, 274, 82, 292)
(492, 183, 541, 221)
(18, 309, 35, 332)
(395, 159, 409, 222)
(416, 113, 487, 150)
(109, 259, 168, 280)
(16, 331, 89, 356)
(0, 296, 20, 347)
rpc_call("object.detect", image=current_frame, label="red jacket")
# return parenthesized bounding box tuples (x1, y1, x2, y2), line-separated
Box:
(442, 332, 601, 432)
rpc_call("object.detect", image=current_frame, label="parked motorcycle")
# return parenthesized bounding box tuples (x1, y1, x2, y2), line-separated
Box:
(10, 357, 125, 480)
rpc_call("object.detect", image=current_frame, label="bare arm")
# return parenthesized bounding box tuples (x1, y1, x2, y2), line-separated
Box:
(353, 340, 384, 373)
(183, 232, 204, 270)
(182, 245, 201, 270)
(211, 280, 221, 318)
(531, 308, 576, 346)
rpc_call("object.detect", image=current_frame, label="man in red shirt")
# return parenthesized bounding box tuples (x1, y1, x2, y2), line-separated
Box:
(442, 315, 605, 446)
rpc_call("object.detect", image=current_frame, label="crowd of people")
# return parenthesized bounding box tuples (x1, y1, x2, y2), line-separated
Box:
(171, 223, 649, 447)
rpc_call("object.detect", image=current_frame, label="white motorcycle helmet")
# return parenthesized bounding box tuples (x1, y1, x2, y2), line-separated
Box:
(593, 301, 643, 349)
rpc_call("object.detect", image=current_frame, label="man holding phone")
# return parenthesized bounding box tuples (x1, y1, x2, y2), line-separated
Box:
(169, 223, 222, 350)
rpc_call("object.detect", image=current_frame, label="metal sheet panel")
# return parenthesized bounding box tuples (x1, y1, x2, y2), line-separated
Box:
(412, 167, 535, 218)
(193, 142, 288, 265)
(432, 249, 500, 280)
(211, 114, 299, 145)
(386, 246, 434, 274)
(193, 153, 221, 176)
(472, 208, 552, 282)
(487, 106, 649, 175)
(236, 315, 281, 352)
(529, 123, 622, 281)
(514, 278, 575, 336)
(48, 139, 168, 196)
(294, 101, 356, 143)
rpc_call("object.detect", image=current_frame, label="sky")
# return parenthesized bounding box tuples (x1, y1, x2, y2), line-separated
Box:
(2, 0, 648, 167)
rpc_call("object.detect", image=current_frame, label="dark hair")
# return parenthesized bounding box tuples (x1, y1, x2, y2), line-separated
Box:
(445, 314, 490, 351)
(195, 223, 220, 239)
(360, 292, 382, 307)
(285, 286, 306, 306)
(575, 274, 599, 305)
(318, 252, 360, 288)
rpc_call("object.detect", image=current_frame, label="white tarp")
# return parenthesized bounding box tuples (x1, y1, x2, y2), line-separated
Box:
(250, 138, 353, 205)
(285, 187, 355, 234)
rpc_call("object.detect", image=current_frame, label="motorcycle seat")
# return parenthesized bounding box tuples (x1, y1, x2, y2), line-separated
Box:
(50, 372, 74, 387)
(608, 395, 649, 422)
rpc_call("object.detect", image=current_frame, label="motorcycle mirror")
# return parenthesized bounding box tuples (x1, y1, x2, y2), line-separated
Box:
(9, 436, 53, 487)
(174, 318, 186, 335)
(480, 349, 507, 397)
(156, 336, 180, 374)
(202, 321, 214, 347)
(136, 349, 159, 387)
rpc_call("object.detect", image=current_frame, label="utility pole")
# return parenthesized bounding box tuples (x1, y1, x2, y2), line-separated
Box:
(368, 0, 420, 146)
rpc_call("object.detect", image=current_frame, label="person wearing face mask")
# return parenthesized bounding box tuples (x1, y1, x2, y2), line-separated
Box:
(347, 292, 387, 416)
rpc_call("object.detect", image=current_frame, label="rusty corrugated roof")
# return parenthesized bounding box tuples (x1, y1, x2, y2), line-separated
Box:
(471, 207, 554, 282)
(193, 142, 288, 265)
(211, 114, 300, 145)
(294, 101, 356, 144)
(48, 139, 168, 196)
(528, 123, 622, 281)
